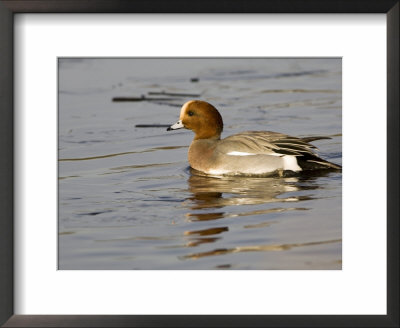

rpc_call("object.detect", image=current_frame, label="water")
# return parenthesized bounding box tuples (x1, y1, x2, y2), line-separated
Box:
(58, 58, 342, 269)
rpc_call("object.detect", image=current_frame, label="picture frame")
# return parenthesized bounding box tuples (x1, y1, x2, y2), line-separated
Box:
(0, 0, 398, 327)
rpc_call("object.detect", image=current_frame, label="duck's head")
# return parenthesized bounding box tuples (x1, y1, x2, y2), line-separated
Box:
(167, 100, 223, 140)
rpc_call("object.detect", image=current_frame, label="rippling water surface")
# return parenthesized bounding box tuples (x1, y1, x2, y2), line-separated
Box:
(58, 58, 342, 269)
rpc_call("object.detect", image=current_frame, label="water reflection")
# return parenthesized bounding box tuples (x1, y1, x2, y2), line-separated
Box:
(181, 169, 336, 261)
(183, 227, 228, 247)
(181, 239, 342, 260)
(185, 168, 314, 211)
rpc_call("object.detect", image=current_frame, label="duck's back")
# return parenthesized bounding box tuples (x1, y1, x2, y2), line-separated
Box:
(188, 131, 341, 175)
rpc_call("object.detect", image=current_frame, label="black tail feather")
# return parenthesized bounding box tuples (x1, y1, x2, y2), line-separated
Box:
(301, 136, 332, 143)
(298, 155, 342, 171)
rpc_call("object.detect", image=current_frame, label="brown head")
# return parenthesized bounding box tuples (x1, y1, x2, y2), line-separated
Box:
(167, 100, 224, 140)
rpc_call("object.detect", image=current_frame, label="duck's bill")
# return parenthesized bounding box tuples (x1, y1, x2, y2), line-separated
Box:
(167, 120, 184, 131)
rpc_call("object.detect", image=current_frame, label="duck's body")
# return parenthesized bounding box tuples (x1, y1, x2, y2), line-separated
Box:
(167, 100, 341, 176)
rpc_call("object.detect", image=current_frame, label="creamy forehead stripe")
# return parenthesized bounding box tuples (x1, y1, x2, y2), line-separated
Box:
(180, 100, 196, 117)
(226, 151, 257, 156)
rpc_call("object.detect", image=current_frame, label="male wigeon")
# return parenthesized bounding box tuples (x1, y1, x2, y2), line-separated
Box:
(167, 100, 341, 176)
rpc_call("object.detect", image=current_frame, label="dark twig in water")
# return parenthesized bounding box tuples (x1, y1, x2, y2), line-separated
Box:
(113, 97, 181, 102)
(135, 124, 171, 128)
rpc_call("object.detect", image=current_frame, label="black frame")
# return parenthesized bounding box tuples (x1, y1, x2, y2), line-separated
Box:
(0, 1, 398, 327)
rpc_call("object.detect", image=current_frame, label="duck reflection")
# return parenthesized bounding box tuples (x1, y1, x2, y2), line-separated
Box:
(185, 168, 312, 212)
(182, 168, 336, 261)
(183, 226, 228, 247)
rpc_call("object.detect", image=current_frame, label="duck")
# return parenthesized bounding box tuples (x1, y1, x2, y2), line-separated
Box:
(167, 100, 341, 176)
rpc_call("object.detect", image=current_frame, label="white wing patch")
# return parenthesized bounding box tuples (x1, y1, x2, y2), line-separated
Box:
(283, 155, 302, 171)
(224, 153, 302, 172)
(226, 151, 256, 156)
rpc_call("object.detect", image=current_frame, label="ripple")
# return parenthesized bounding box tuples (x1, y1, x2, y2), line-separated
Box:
(185, 207, 308, 221)
(260, 89, 341, 94)
(59, 145, 187, 162)
(257, 97, 340, 111)
(184, 226, 229, 236)
(59, 175, 80, 180)
(99, 162, 174, 175)
(181, 239, 342, 260)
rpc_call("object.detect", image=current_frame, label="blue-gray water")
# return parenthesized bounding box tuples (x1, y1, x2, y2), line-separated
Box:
(58, 58, 342, 269)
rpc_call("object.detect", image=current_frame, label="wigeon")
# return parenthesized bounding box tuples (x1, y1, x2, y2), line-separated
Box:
(167, 100, 341, 176)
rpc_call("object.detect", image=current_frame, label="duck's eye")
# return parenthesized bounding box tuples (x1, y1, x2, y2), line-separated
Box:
(188, 111, 194, 116)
